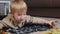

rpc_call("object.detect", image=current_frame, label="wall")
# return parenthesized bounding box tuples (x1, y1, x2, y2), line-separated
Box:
(24, 0, 60, 18)
(0, 0, 13, 1)
(0, 0, 12, 15)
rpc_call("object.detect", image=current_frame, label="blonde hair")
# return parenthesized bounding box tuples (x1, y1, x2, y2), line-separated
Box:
(10, 0, 27, 14)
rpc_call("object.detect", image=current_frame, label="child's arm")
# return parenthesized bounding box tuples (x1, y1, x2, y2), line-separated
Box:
(26, 15, 53, 26)
(0, 21, 4, 29)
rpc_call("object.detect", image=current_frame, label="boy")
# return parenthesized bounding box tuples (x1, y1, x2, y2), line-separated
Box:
(0, 0, 53, 31)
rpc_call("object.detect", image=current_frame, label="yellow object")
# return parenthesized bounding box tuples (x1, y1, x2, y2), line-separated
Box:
(43, 29, 60, 34)
(5, 32, 12, 34)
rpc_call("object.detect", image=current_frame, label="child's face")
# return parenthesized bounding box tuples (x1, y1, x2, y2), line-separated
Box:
(12, 9, 27, 22)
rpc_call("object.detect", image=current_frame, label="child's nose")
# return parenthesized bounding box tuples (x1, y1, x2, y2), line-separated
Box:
(20, 17, 24, 21)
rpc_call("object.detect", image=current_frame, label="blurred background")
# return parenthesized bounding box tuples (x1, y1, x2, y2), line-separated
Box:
(0, 0, 60, 19)
(0, 0, 12, 15)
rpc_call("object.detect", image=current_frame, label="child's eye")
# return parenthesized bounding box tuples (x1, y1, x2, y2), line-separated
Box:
(18, 14, 21, 16)
(17, 14, 26, 16)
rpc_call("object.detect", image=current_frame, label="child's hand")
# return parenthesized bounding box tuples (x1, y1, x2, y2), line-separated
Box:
(48, 21, 56, 28)
(49, 21, 55, 26)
